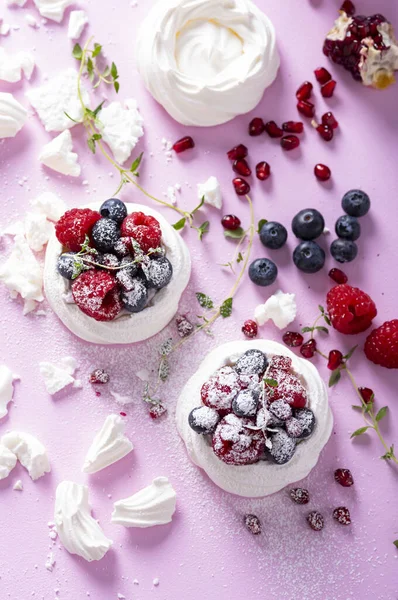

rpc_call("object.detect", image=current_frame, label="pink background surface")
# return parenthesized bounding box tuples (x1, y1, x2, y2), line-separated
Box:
(1, 0, 398, 598)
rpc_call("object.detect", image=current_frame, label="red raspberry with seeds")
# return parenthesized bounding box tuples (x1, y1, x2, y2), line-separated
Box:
(364, 320, 398, 369)
(242, 320, 258, 339)
(269, 356, 292, 372)
(333, 506, 351, 525)
(266, 360, 307, 409)
(244, 514, 262, 535)
(201, 366, 240, 415)
(334, 468, 354, 487)
(326, 284, 377, 335)
(307, 511, 324, 531)
(89, 369, 110, 384)
(290, 488, 310, 504)
(121, 212, 161, 253)
(55, 208, 101, 252)
(212, 413, 265, 465)
(72, 270, 122, 321)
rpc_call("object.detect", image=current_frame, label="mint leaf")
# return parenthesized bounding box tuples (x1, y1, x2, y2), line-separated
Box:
(315, 326, 329, 334)
(257, 219, 267, 233)
(301, 326, 313, 333)
(220, 298, 233, 318)
(329, 369, 341, 387)
(196, 293, 214, 309)
(351, 426, 369, 438)
(172, 217, 186, 231)
(72, 43, 83, 60)
(224, 227, 245, 240)
(197, 221, 209, 241)
(264, 378, 278, 388)
(130, 151, 144, 174)
(376, 406, 388, 422)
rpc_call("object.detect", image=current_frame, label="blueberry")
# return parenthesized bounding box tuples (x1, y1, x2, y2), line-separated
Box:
(330, 239, 358, 263)
(115, 257, 139, 291)
(293, 241, 325, 273)
(92, 218, 121, 253)
(143, 257, 173, 289)
(188, 406, 220, 435)
(342, 189, 370, 217)
(249, 258, 278, 286)
(235, 349, 268, 375)
(99, 198, 127, 224)
(121, 279, 148, 313)
(293, 408, 316, 439)
(259, 221, 288, 250)
(267, 429, 297, 464)
(232, 389, 260, 418)
(57, 253, 80, 280)
(292, 208, 325, 240)
(335, 215, 361, 241)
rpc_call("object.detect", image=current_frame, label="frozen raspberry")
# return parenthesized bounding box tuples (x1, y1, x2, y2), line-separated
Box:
(307, 511, 324, 531)
(89, 369, 110, 384)
(212, 414, 265, 466)
(72, 270, 122, 321)
(121, 212, 161, 253)
(244, 514, 262, 535)
(266, 369, 308, 409)
(201, 366, 240, 415)
(149, 403, 167, 419)
(175, 315, 194, 338)
(333, 506, 351, 525)
(55, 208, 101, 252)
(364, 320, 398, 369)
(326, 284, 377, 335)
(290, 488, 310, 505)
(269, 356, 292, 372)
(238, 373, 261, 392)
(334, 468, 354, 487)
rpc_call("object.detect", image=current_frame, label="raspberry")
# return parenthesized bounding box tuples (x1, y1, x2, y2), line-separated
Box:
(266, 370, 308, 409)
(201, 366, 240, 415)
(121, 212, 161, 253)
(364, 320, 398, 369)
(326, 284, 377, 335)
(212, 414, 265, 465)
(72, 270, 122, 321)
(55, 208, 101, 252)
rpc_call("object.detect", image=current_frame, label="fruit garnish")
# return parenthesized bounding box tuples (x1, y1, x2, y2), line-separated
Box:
(329, 268, 348, 284)
(290, 488, 310, 504)
(55, 208, 101, 252)
(314, 164, 331, 181)
(89, 369, 110, 384)
(334, 468, 354, 487)
(244, 514, 262, 535)
(249, 117, 265, 136)
(326, 284, 377, 334)
(281, 135, 300, 151)
(241, 320, 258, 339)
(255, 161, 271, 181)
(227, 144, 248, 161)
(233, 177, 250, 196)
(333, 506, 351, 525)
(233, 158, 252, 177)
(172, 136, 195, 153)
(307, 511, 324, 531)
(264, 120, 283, 138)
(364, 320, 398, 369)
(282, 121, 304, 134)
(296, 81, 313, 101)
(282, 331, 304, 348)
(221, 215, 241, 231)
(314, 66, 332, 84)
(297, 100, 315, 118)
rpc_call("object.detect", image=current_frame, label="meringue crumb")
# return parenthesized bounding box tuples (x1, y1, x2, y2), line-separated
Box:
(13, 480, 23, 491)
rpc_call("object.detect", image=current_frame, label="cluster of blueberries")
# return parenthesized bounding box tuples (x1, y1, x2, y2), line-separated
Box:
(249, 189, 370, 285)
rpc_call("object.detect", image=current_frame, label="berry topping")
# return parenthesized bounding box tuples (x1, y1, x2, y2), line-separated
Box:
(201, 366, 240, 414)
(269, 355, 292, 371)
(232, 389, 260, 418)
(143, 257, 173, 289)
(282, 121, 304, 134)
(97, 253, 120, 270)
(300, 339, 317, 358)
(222, 215, 241, 231)
(294, 408, 316, 438)
(235, 349, 268, 376)
(267, 428, 296, 464)
(335, 215, 361, 241)
(285, 417, 304, 438)
(249, 258, 278, 286)
(266, 370, 307, 409)
(296, 81, 313, 101)
(173, 136, 195, 153)
(282, 331, 304, 347)
(290, 488, 310, 504)
(149, 403, 167, 419)
(91, 218, 121, 253)
(281, 135, 300, 151)
(259, 221, 288, 250)
(233, 177, 250, 196)
(342, 190, 370, 217)
(330, 239, 358, 263)
(314, 164, 331, 181)
(269, 400, 292, 422)
(293, 241, 325, 273)
(321, 80, 337, 97)
(307, 511, 324, 531)
(256, 161, 271, 181)
(227, 144, 248, 161)
(314, 67, 332, 84)
(89, 369, 110, 384)
(244, 514, 262, 535)
(264, 121, 283, 138)
(121, 279, 149, 313)
(121, 212, 162, 254)
(175, 314, 194, 338)
(233, 158, 252, 177)
(188, 406, 220, 435)
(329, 268, 348, 284)
(364, 320, 398, 369)
(328, 349, 343, 370)
(292, 208, 325, 240)
(326, 284, 377, 334)
(99, 198, 127, 224)
(333, 506, 351, 525)
(115, 257, 139, 291)
(72, 270, 122, 322)
(57, 252, 83, 280)
(322, 111, 339, 129)
(55, 208, 101, 252)
(334, 468, 354, 487)
(249, 117, 265, 136)
(113, 237, 133, 258)
(340, 1, 355, 16)
(359, 387, 374, 403)
(241, 320, 258, 339)
(297, 100, 315, 118)
(212, 414, 265, 465)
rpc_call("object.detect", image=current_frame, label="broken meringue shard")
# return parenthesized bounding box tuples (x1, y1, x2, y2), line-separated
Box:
(0, 92, 27, 138)
(1, 431, 50, 480)
(39, 130, 81, 177)
(111, 476, 177, 528)
(82, 414, 133, 474)
(55, 481, 112, 562)
(0, 364, 18, 420)
(0, 443, 17, 480)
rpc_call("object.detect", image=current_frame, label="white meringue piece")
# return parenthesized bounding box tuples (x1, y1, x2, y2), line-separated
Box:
(32, 0, 74, 23)
(254, 290, 297, 330)
(0, 92, 27, 138)
(55, 481, 112, 561)
(111, 477, 176, 528)
(82, 415, 133, 474)
(97, 99, 144, 164)
(39, 130, 81, 177)
(7, 0, 28, 5)
(67, 10, 88, 40)
(1, 431, 51, 480)
(24, 212, 54, 252)
(197, 176, 222, 210)
(0, 48, 35, 83)
(25, 14, 39, 28)
(13, 479, 23, 490)
(30, 191, 67, 222)
(39, 356, 79, 395)
(0, 443, 17, 480)
(0, 365, 18, 420)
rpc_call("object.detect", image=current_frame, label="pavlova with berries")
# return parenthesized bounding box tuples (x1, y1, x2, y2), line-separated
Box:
(44, 198, 191, 344)
(176, 340, 333, 497)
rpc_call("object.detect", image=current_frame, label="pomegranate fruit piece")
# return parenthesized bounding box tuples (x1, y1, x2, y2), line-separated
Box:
(244, 514, 262, 535)
(321, 80, 337, 97)
(173, 136, 195, 153)
(221, 215, 241, 231)
(340, 0, 355, 16)
(329, 268, 348, 284)
(233, 158, 252, 177)
(328, 349, 343, 370)
(359, 387, 374, 403)
(300, 339, 317, 359)
(297, 100, 315, 118)
(307, 511, 324, 531)
(281, 135, 300, 151)
(282, 121, 304, 134)
(296, 81, 313, 101)
(249, 117, 265, 136)
(333, 506, 351, 526)
(233, 178, 250, 196)
(334, 468, 354, 487)
(227, 144, 248, 161)
(316, 124, 334, 141)
(256, 161, 271, 181)
(314, 66, 332, 84)
(264, 121, 283, 138)
(322, 111, 339, 129)
(282, 331, 304, 347)
(241, 320, 258, 339)
(314, 164, 331, 181)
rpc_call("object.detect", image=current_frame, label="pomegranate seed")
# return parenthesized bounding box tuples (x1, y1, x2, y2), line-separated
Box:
(244, 514, 262, 535)
(296, 81, 313, 101)
(359, 387, 374, 404)
(321, 80, 337, 98)
(227, 144, 248, 161)
(264, 121, 283, 138)
(282, 121, 304, 134)
(173, 136, 195, 153)
(256, 161, 271, 181)
(89, 369, 110, 384)
(333, 506, 351, 526)
(233, 158, 251, 177)
(249, 117, 265, 136)
(175, 314, 194, 338)
(281, 135, 300, 151)
(300, 339, 317, 359)
(316, 124, 334, 142)
(328, 349, 343, 370)
(334, 468, 354, 487)
(322, 111, 339, 129)
(314, 67, 332, 85)
(307, 511, 324, 531)
(329, 268, 348, 284)
(340, 0, 355, 16)
(149, 403, 167, 419)
(242, 320, 258, 339)
(290, 488, 310, 504)
(283, 331, 304, 347)
(297, 100, 315, 118)
(120, 411, 127, 417)
(233, 177, 250, 196)
(221, 214, 241, 231)
(314, 164, 331, 181)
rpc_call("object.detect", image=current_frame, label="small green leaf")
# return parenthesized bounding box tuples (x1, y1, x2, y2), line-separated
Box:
(87, 137, 96, 154)
(93, 100, 105, 117)
(197, 221, 209, 241)
(92, 43, 102, 58)
(111, 62, 118, 79)
(72, 43, 83, 60)
(329, 369, 341, 387)
(220, 297, 233, 318)
(192, 196, 205, 214)
(364, 401, 374, 414)
(264, 378, 278, 388)
(102, 65, 111, 77)
(114, 80, 120, 93)
(257, 219, 268, 233)
(64, 111, 80, 124)
(393, 540, 398, 549)
(344, 345, 358, 361)
(351, 426, 369, 438)
(130, 151, 144, 173)
(172, 217, 186, 231)
(323, 314, 331, 326)
(376, 406, 388, 422)
(196, 293, 214, 309)
(381, 445, 395, 461)
(87, 57, 94, 75)
(315, 326, 329, 334)
(236, 252, 243, 264)
(318, 305, 325, 314)
(224, 227, 245, 240)
(301, 326, 314, 333)
(92, 133, 102, 141)
(351, 405, 363, 411)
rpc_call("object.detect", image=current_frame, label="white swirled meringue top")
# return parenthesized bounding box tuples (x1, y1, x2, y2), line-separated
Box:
(136, 0, 280, 126)
(176, 340, 333, 498)
(82, 414, 134, 474)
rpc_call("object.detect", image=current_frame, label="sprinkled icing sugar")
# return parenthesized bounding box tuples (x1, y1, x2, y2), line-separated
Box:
(190, 406, 220, 431)
(234, 349, 268, 375)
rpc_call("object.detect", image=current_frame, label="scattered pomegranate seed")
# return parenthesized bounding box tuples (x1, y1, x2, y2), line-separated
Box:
(359, 387, 374, 404)
(314, 67, 332, 85)
(233, 177, 250, 196)
(340, 0, 355, 16)
(297, 100, 315, 118)
(95, 391, 101, 397)
(307, 511, 324, 531)
(283, 331, 304, 347)
(316, 123, 334, 142)
(333, 506, 351, 526)
(328, 349, 344, 370)
(249, 117, 265, 136)
(173, 136, 195, 153)
(244, 514, 262, 535)
(314, 164, 331, 181)
(296, 81, 313, 101)
(233, 158, 252, 177)
(322, 111, 339, 129)
(222, 214, 241, 231)
(227, 144, 248, 161)
(242, 320, 258, 339)
(175, 314, 194, 338)
(329, 268, 348, 284)
(321, 80, 337, 98)
(281, 135, 300, 151)
(149, 403, 167, 419)
(300, 339, 317, 358)
(334, 468, 354, 487)
(290, 488, 310, 504)
(282, 121, 304, 134)
(120, 411, 127, 417)
(264, 121, 283, 138)
(89, 369, 110, 384)
(256, 161, 271, 181)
